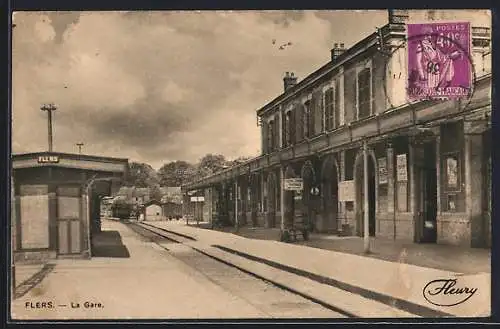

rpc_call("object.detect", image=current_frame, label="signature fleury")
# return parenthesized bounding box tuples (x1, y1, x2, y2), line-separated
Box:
(423, 278, 478, 307)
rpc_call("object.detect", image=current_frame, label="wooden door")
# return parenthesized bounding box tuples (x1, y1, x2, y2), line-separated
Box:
(57, 186, 82, 255)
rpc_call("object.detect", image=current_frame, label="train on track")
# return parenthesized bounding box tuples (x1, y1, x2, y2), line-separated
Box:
(111, 200, 134, 220)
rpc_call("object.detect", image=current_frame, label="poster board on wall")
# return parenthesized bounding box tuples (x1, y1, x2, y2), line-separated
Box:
(338, 180, 355, 202)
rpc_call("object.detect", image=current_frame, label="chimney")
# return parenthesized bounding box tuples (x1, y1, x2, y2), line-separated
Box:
(283, 72, 298, 92)
(330, 43, 346, 61)
(388, 9, 409, 24)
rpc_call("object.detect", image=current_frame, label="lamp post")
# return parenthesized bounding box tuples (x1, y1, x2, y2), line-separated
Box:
(40, 103, 57, 152)
(76, 142, 84, 154)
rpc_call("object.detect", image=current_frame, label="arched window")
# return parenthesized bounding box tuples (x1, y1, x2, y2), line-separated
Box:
(274, 118, 280, 150)
(304, 100, 311, 138)
(295, 104, 304, 142)
(268, 120, 274, 152)
(357, 67, 372, 119)
(325, 87, 334, 130)
(284, 111, 292, 147)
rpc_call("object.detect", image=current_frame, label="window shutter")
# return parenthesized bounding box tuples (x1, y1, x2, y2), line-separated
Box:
(321, 93, 325, 133)
(295, 104, 304, 142)
(325, 88, 334, 130)
(309, 98, 316, 136)
(282, 111, 287, 147)
(315, 90, 323, 134)
(262, 121, 269, 154)
(274, 118, 280, 149)
(290, 109, 296, 144)
(268, 120, 273, 152)
(335, 80, 341, 128)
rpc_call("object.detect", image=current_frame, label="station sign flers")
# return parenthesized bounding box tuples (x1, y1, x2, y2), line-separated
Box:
(37, 155, 60, 164)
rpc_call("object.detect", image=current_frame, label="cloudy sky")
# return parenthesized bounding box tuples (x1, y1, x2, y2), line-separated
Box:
(11, 10, 489, 169)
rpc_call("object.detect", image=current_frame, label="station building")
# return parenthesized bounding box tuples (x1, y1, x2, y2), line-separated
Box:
(11, 152, 128, 262)
(182, 10, 492, 248)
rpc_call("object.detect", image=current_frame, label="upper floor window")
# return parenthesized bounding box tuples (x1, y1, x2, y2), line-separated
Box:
(274, 118, 280, 151)
(312, 91, 323, 136)
(357, 67, 372, 119)
(334, 78, 341, 127)
(297, 105, 303, 142)
(325, 87, 334, 130)
(267, 119, 274, 152)
(283, 110, 293, 147)
(325, 77, 343, 131)
(304, 100, 312, 139)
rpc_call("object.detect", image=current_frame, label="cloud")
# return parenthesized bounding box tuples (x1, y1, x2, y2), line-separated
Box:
(17, 10, 453, 170)
(47, 12, 81, 44)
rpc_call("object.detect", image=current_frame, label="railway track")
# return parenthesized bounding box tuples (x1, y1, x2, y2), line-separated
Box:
(126, 221, 354, 318)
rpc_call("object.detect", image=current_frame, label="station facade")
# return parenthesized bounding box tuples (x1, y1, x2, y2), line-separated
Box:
(183, 11, 492, 248)
(11, 152, 128, 262)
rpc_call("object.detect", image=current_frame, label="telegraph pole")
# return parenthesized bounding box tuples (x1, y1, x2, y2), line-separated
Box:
(363, 139, 371, 253)
(76, 142, 84, 154)
(40, 103, 57, 152)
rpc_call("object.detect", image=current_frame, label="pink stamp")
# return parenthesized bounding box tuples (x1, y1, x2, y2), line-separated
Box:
(407, 22, 472, 101)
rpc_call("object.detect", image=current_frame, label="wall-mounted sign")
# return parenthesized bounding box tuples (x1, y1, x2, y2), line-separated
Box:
(37, 155, 59, 164)
(378, 157, 388, 185)
(284, 178, 303, 191)
(396, 154, 408, 182)
(190, 196, 205, 202)
(445, 153, 460, 190)
(338, 180, 355, 202)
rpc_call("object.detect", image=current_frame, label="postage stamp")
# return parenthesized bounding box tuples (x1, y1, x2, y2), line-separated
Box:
(407, 22, 472, 101)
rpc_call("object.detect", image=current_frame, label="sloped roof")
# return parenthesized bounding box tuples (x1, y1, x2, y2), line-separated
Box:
(134, 188, 150, 197)
(116, 187, 134, 196)
(161, 194, 183, 204)
(160, 186, 181, 195)
(143, 199, 162, 207)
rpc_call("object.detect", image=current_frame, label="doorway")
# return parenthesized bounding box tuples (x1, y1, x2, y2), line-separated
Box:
(56, 186, 83, 256)
(266, 174, 277, 228)
(418, 141, 438, 243)
(356, 156, 376, 237)
(302, 164, 315, 232)
(321, 157, 339, 232)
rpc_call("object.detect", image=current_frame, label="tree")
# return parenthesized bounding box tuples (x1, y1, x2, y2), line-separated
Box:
(198, 154, 227, 174)
(125, 162, 159, 187)
(157, 161, 196, 187)
(227, 156, 253, 167)
(149, 185, 163, 202)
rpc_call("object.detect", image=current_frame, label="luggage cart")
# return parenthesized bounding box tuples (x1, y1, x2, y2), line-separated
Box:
(280, 213, 309, 243)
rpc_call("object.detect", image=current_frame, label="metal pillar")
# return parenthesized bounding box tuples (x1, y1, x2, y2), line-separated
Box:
(363, 140, 371, 253)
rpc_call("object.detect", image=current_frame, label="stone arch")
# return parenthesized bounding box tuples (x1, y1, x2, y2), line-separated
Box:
(320, 154, 340, 182)
(266, 171, 278, 228)
(301, 160, 316, 182)
(300, 160, 316, 232)
(248, 173, 260, 226)
(285, 165, 297, 179)
(353, 147, 378, 237)
(282, 165, 297, 228)
(320, 154, 341, 232)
